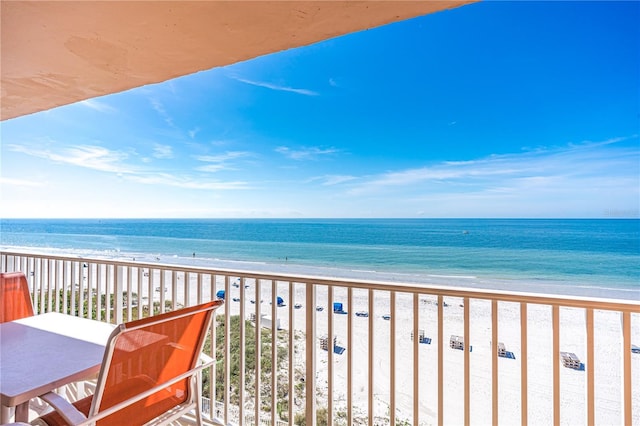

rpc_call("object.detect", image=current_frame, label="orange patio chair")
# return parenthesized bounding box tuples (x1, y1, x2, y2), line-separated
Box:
(0, 272, 35, 323)
(34, 300, 224, 426)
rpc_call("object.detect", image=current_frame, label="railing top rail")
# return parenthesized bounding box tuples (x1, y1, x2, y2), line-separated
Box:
(2, 250, 638, 312)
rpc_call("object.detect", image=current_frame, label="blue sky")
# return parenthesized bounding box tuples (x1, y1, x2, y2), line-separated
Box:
(1, 1, 638, 219)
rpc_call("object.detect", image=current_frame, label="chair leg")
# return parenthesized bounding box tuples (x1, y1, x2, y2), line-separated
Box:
(193, 375, 203, 426)
(14, 402, 30, 423)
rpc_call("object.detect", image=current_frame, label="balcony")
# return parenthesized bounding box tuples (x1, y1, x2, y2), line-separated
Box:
(1, 250, 638, 425)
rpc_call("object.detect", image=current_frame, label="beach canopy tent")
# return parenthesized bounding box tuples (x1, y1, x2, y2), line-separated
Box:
(1, 1, 474, 121)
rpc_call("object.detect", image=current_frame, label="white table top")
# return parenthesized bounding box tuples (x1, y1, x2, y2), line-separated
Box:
(0, 312, 116, 407)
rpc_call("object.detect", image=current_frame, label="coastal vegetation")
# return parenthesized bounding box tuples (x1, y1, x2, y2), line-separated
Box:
(33, 288, 174, 321)
(206, 315, 293, 420)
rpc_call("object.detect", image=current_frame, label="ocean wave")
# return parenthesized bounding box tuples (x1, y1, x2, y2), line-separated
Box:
(428, 274, 477, 280)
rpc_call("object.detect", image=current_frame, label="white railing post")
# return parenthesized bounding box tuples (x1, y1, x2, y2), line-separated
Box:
(87, 263, 94, 319)
(70, 261, 77, 316)
(78, 262, 85, 318)
(62, 260, 69, 314)
(44, 258, 51, 313)
(115, 264, 124, 324)
(159, 269, 166, 314)
(36, 257, 43, 314)
(105, 264, 112, 323)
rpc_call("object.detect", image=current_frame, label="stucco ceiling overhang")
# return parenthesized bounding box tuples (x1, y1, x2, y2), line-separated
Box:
(1, 1, 474, 121)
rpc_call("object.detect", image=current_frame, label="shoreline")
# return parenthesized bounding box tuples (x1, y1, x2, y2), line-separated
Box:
(2, 245, 638, 301)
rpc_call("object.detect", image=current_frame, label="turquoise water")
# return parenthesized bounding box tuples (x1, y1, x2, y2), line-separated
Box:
(1, 219, 638, 300)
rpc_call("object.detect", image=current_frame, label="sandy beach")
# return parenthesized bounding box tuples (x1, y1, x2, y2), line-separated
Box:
(218, 279, 640, 425)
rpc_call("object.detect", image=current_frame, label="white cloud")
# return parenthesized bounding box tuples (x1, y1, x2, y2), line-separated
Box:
(196, 164, 227, 173)
(188, 127, 200, 139)
(8, 144, 131, 174)
(276, 146, 339, 160)
(0, 177, 44, 187)
(5, 143, 256, 192)
(149, 98, 175, 127)
(152, 144, 174, 159)
(231, 76, 318, 96)
(126, 173, 251, 190)
(195, 151, 252, 163)
(193, 151, 253, 173)
(308, 175, 357, 186)
(346, 140, 640, 204)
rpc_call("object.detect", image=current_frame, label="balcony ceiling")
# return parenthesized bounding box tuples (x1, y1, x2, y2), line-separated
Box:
(1, 1, 473, 121)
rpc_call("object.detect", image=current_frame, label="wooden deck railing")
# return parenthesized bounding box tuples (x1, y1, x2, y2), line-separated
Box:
(2, 250, 638, 425)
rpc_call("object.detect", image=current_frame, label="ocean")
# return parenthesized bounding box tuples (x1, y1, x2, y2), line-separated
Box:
(1, 218, 638, 300)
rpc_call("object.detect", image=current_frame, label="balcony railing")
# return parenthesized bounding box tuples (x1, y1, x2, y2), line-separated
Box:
(2, 250, 638, 425)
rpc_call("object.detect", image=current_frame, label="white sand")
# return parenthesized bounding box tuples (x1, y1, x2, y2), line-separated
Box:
(219, 279, 639, 426)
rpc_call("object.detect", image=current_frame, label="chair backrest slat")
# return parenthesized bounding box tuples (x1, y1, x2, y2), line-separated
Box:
(89, 300, 223, 425)
(0, 272, 35, 323)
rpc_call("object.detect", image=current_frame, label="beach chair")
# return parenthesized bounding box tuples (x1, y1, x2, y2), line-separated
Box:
(497, 342, 507, 357)
(411, 329, 431, 344)
(320, 335, 337, 351)
(450, 335, 464, 350)
(0, 272, 35, 323)
(560, 351, 581, 369)
(34, 300, 224, 426)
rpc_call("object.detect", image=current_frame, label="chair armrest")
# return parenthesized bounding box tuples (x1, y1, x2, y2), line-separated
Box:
(39, 392, 88, 425)
(199, 352, 214, 364)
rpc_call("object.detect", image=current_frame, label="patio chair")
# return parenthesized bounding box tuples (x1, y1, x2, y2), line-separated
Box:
(34, 300, 224, 426)
(0, 272, 35, 323)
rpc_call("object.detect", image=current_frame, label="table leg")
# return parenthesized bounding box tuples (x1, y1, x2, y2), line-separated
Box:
(15, 402, 29, 422)
(1, 405, 13, 423)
